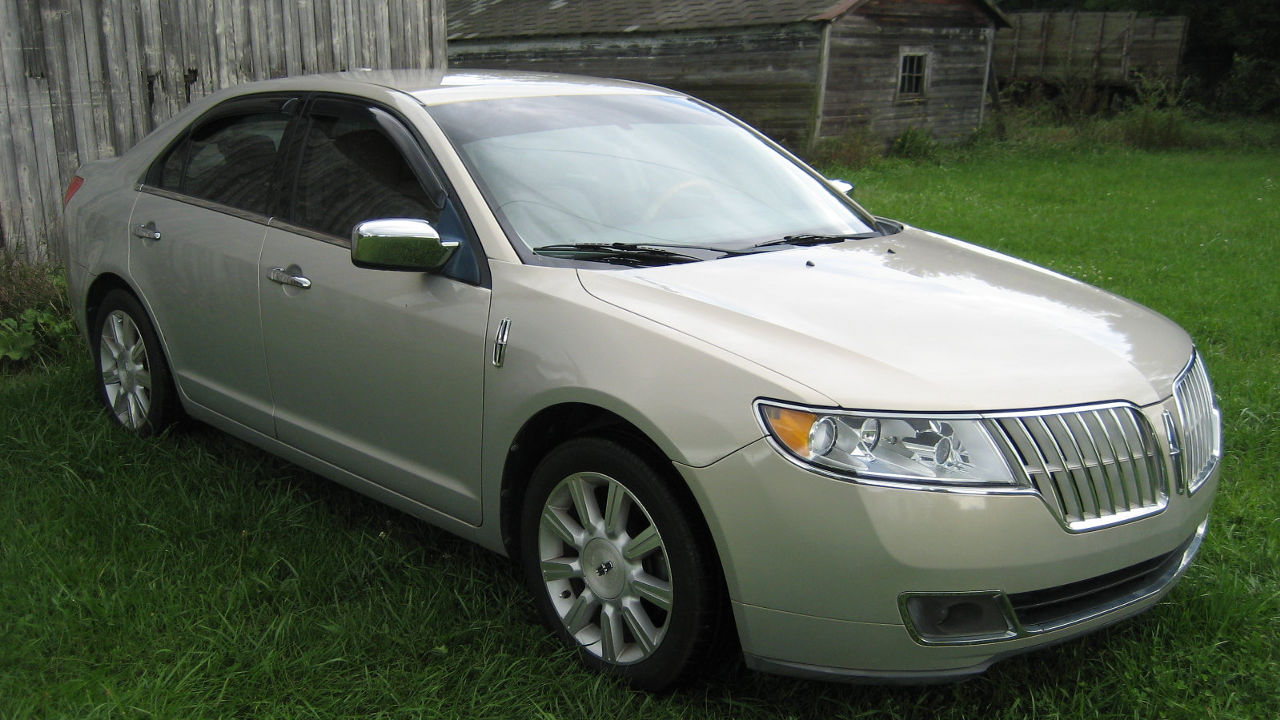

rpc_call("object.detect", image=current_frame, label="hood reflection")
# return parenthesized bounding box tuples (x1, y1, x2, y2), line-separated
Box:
(581, 227, 1190, 411)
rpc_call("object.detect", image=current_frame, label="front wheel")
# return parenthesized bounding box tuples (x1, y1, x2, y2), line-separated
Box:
(91, 290, 179, 435)
(520, 436, 725, 691)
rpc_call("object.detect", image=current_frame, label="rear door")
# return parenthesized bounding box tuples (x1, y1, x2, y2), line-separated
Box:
(129, 95, 298, 434)
(258, 95, 491, 524)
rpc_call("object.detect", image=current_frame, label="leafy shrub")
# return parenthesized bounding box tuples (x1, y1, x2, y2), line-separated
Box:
(1115, 106, 1198, 149)
(1216, 54, 1280, 117)
(977, 71, 1280, 154)
(888, 126, 940, 162)
(0, 251, 76, 368)
(1, 307, 75, 363)
(808, 126, 883, 170)
(1111, 75, 1202, 150)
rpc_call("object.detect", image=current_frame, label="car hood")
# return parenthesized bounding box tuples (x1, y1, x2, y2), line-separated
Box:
(576, 227, 1192, 411)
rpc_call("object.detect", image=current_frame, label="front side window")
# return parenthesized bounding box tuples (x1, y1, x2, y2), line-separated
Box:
(288, 101, 442, 241)
(148, 99, 291, 215)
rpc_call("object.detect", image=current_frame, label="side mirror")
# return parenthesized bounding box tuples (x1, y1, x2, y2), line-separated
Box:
(827, 178, 855, 196)
(351, 218, 458, 272)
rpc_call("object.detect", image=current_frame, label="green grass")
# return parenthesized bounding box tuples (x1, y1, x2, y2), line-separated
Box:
(3, 145, 1278, 719)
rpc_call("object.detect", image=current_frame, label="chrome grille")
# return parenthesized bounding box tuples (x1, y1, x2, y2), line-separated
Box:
(988, 405, 1168, 531)
(1173, 351, 1222, 493)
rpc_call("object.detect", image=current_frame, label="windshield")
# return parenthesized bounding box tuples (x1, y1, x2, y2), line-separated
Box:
(427, 94, 877, 257)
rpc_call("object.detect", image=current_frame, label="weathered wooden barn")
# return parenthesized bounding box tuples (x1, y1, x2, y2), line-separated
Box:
(448, 0, 1010, 151)
(994, 12, 1189, 88)
(0, 0, 446, 263)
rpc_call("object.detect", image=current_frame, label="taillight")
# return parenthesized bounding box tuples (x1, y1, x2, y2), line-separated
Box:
(63, 175, 85, 206)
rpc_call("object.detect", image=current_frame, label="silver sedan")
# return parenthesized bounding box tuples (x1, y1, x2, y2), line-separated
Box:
(63, 70, 1221, 690)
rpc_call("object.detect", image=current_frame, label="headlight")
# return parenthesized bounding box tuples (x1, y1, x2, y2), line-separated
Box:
(757, 401, 1023, 487)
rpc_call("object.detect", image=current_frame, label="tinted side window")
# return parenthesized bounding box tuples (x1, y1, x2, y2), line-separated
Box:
(156, 140, 188, 190)
(150, 109, 289, 215)
(290, 104, 440, 240)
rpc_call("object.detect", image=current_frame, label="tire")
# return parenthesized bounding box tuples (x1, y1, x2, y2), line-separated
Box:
(519, 436, 725, 691)
(91, 290, 180, 435)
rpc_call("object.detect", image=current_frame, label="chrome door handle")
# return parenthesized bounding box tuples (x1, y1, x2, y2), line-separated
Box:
(132, 221, 161, 240)
(268, 267, 312, 289)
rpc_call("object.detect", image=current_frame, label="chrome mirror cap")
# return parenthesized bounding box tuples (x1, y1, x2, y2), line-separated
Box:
(351, 218, 458, 272)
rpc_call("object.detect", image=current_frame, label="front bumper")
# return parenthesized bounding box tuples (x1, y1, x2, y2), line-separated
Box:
(677, 437, 1217, 680)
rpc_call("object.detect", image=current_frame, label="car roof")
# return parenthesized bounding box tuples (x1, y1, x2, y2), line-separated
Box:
(220, 69, 676, 106)
(116, 69, 682, 177)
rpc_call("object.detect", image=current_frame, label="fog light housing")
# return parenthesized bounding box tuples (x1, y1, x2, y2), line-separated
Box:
(901, 592, 1018, 644)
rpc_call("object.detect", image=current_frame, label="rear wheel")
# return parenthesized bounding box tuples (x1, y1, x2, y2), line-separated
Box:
(520, 436, 724, 691)
(91, 290, 179, 435)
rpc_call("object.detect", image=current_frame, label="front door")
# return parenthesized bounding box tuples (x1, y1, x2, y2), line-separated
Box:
(258, 96, 490, 524)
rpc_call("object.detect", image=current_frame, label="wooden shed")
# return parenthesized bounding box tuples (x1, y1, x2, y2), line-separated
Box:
(448, 0, 1010, 152)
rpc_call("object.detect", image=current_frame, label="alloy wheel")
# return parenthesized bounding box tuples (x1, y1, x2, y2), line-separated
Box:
(537, 470, 674, 664)
(99, 309, 153, 430)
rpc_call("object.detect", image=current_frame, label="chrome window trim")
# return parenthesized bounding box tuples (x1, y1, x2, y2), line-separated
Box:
(266, 216, 351, 248)
(137, 184, 272, 226)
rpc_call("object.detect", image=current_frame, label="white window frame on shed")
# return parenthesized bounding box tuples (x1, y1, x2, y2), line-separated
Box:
(896, 47, 933, 100)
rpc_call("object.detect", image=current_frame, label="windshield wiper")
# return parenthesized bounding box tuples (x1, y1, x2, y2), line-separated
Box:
(748, 232, 880, 250)
(533, 243, 703, 267)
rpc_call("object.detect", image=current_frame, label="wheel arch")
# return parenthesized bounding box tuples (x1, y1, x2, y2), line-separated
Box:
(84, 272, 138, 331)
(85, 273, 187, 417)
(501, 402, 741, 682)
(499, 402, 711, 563)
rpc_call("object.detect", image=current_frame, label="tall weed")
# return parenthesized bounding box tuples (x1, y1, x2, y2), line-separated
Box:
(976, 73, 1280, 156)
(1216, 54, 1280, 117)
(1114, 75, 1200, 150)
(0, 251, 76, 368)
(888, 126, 940, 162)
(809, 126, 884, 170)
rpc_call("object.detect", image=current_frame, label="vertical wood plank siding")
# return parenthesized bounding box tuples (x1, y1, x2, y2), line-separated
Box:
(450, 25, 826, 150)
(993, 12, 1188, 86)
(0, 0, 445, 263)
